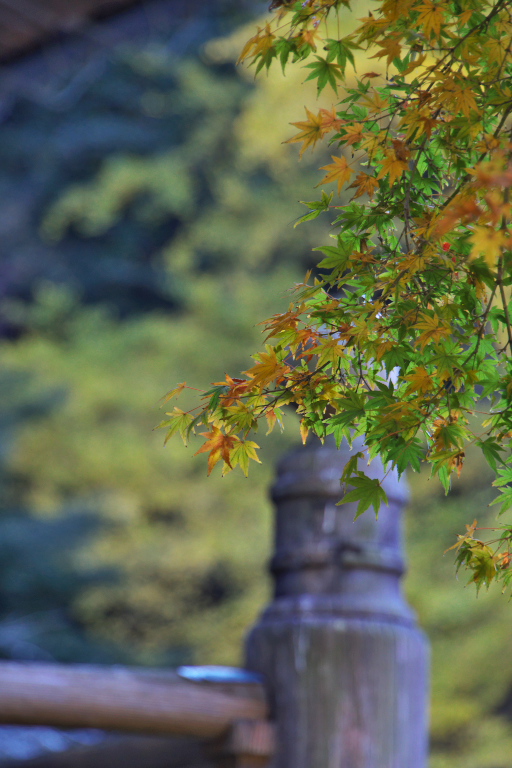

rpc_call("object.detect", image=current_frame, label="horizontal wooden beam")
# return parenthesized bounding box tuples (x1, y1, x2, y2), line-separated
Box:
(0, 662, 267, 739)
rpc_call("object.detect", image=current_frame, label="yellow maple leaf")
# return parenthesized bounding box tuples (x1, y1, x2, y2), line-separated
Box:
(262, 303, 305, 339)
(400, 108, 438, 139)
(437, 76, 479, 118)
(380, 0, 415, 22)
(375, 339, 394, 361)
(377, 152, 409, 186)
(317, 155, 354, 194)
(457, 8, 474, 27)
(413, 313, 452, 351)
(414, 1, 445, 38)
(162, 381, 187, 404)
(348, 172, 380, 199)
(402, 53, 427, 75)
(469, 226, 506, 269)
(307, 337, 346, 367)
(359, 131, 387, 156)
(194, 426, 239, 475)
(244, 348, 289, 389)
(369, 33, 402, 67)
(285, 107, 326, 158)
(404, 366, 434, 394)
(237, 23, 275, 64)
(360, 89, 390, 114)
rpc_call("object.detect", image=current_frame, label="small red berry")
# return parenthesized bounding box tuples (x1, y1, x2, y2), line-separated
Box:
(442, 242, 450, 251)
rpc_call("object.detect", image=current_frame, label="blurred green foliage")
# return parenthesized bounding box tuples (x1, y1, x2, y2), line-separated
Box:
(0, 8, 510, 767)
(0, 23, 330, 668)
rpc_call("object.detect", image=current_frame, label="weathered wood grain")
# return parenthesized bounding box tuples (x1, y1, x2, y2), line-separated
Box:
(0, 663, 267, 738)
(246, 437, 429, 768)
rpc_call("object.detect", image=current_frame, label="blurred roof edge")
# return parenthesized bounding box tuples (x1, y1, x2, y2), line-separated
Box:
(0, 0, 162, 64)
(0, 0, 208, 112)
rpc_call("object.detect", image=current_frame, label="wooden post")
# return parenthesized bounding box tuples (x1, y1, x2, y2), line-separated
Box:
(245, 437, 429, 768)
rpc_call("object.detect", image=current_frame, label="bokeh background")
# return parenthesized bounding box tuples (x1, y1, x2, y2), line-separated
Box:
(0, 1, 511, 766)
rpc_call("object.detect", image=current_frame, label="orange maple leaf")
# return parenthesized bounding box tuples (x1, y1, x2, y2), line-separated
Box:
(317, 155, 354, 194)
(262, 304, 305, 339)
(194, 426, 239, 475)
(211, 374, 255, 407)
(340, 122, 365, 146)
(299, 27, 320, 50)
(347, 172, 380, 199)
(400, 108, 438, 139)
(433, 193, 482, 236)
(319, 106, 344, 133)
(391, 139, 411, 162)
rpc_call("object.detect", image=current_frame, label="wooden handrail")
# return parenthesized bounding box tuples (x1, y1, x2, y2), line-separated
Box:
(0, 662, 267, 738)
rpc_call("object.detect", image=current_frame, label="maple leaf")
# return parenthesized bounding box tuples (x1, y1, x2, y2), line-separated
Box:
(212, 374, 254, 407)
(285, 107, 326, 157)
(162, 382, 187, 404)
(413, 313, 452, 351)
(414, 1, 445, 38)
(369, 34, 402, 66)
(360, 89, 390, 114)
(348, 172, 380, 199)
(265, 407, 284, 435)
(299, 27, 320, 51)
(307, 337, 346, 367)
(194, 426, 239, 475)
(433, 194, 482, 236)
(225, 439, 261, 477)
(400, 108, 438, 139)
(157, 407, 195, 446)
(262, 304, 304, 339)
(304, 57, 343, 95)
(340, 122, 365, 146)
(337, 473, 389, 518)
(244, 348, 289, 389)
(391, 139, 410, 162)
(317, 155, 354, 194)
(472, 156, 512, 188)
(237, 23, 275, 64)
(438, 76, 479, 117)
(469, 226, 506, 269)
(403, 366, 433, 394)
(319, 107, 344, 133)
(377, 152, 408, 186)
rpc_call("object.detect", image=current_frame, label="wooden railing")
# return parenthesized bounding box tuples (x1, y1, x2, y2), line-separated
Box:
(0, 438, 430, 768)
(0, 662, 266, 737)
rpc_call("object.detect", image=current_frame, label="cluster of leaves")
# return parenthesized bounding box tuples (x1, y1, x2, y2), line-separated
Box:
(163, 0, 512, 594)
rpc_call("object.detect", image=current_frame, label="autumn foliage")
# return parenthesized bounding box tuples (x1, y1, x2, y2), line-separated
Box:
(161, 0, 512, 593)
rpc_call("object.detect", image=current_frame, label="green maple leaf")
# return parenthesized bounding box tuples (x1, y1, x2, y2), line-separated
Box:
(337, 472, 388, 518)
(304, 57, 343, 94)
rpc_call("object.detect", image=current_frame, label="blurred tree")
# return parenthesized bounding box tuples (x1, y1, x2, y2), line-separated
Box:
(0, 20, 331, 666)
(0, 4, 511, 766)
